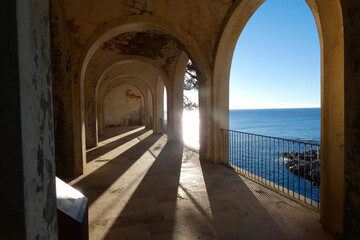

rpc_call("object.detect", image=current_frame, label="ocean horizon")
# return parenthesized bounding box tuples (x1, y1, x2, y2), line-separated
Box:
(229, 108, 320, 144)
(181, 107, 320, 149)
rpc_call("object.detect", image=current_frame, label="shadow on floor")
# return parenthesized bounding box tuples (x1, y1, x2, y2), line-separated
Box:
(72, 127, 334, 240)
(72, 132, 163, 207)
(198, 160, 287, 239)
(87, 127, 150, 163)
(98, 126, 145, 142)
(102, 142, 184, 239)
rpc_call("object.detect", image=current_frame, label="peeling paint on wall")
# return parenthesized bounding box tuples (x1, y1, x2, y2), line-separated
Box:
(105, 84, 145, 127)
(101, 31, 182, 73)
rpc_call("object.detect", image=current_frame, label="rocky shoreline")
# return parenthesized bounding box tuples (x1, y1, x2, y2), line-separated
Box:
(283, 150, 320, 187)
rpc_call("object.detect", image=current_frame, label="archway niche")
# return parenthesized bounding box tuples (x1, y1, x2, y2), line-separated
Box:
(213, 0, 344, 236)
(104, 84, 145, 128)
(88, 59, 165, 148)
(97, 76, 153, 138)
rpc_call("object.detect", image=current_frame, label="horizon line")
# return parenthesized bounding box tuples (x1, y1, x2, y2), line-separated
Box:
(229, 107, 320, 110)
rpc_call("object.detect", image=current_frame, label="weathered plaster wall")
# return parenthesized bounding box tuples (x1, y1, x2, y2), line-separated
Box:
(342, 0, 360, 238)
(19, 1, 58, 238)
(0, 0, 57, 239)
(98, 77, 150, 134)
(50, 0, 77, 178)
(104, 84, 144, 127)
(100, 32, 182, 75)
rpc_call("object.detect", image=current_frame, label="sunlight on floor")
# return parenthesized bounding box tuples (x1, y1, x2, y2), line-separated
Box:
(98, 126, 145, 146)
(69, 127, 333, 240)
(88, 135, 167, 240)
(172, 148, 214, 238)
(69, 130, 153, 186)
(87, 130, 153, 170)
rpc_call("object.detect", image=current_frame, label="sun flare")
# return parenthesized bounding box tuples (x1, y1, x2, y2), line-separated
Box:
(183, 110, 199, 149)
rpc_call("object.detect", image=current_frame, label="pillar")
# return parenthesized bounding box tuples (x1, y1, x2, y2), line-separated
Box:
(168, 52, 188, 142)
(0, 0, 57, 238)
(50, 0, 79, 177)
(342, 0, 360, 238)
(155, 76, 164, 133)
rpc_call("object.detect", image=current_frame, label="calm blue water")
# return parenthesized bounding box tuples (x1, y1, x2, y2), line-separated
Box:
(230, 108, 320, 143)
(228, 108, 321, 205)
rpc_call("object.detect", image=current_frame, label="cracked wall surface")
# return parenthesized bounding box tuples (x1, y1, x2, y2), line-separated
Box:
(105, 84, 145, 127)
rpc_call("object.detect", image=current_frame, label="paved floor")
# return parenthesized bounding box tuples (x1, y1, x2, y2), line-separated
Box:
(69, 126, 335, 240)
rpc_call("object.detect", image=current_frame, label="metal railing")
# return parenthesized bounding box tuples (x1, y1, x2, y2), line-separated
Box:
(221, 129, 320, 209)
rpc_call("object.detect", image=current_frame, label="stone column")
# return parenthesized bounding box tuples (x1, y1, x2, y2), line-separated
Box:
(0, 0, 57, 239)
(199, 70, 211, 162)
(342, 0, 360, 238)
(168, 52, 188, 142)
(85, 87, 98, 149)
(145, 88, 153, 129)
(155, 77, 164, 133)
(50, 0, 79, 177)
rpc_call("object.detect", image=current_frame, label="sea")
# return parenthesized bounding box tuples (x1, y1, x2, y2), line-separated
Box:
(229, 108, 320, 144)
(182, 108, 320, 148)
(182, 108, 321, 204)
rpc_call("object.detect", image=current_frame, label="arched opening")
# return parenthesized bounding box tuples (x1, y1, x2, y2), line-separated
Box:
(228, 0, 321, 205)
(183, 60, 199, 149)
(76, 20, 209, 172)
(94, 67, 157, 142)
(213, 0, 344, 235)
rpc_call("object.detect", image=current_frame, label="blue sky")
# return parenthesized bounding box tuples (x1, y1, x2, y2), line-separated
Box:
(229, 0, 320, 109)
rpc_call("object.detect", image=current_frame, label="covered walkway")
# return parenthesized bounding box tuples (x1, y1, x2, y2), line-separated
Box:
(69, 127, 334, 240)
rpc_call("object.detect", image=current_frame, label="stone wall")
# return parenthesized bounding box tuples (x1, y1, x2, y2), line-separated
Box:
(0, 0, 57, 239)
(105, 84, 145, 127)
(342, 0, 360, 238)
(50, 0, 77, 178)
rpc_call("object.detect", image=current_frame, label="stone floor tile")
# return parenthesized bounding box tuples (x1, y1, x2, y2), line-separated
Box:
(68, 127, 336, 240)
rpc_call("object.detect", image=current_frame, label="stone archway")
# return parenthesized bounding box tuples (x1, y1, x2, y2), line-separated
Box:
(212, 0, 344, 235)
(85, 58, 168, 148)
(75, 19, 210, 168)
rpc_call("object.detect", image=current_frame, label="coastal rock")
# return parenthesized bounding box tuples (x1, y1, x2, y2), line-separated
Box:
(284, 150, 320, 186)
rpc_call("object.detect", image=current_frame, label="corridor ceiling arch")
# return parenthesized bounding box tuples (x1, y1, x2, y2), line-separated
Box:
(95, 58, 170, 99)
(78, 17, 209, 86)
